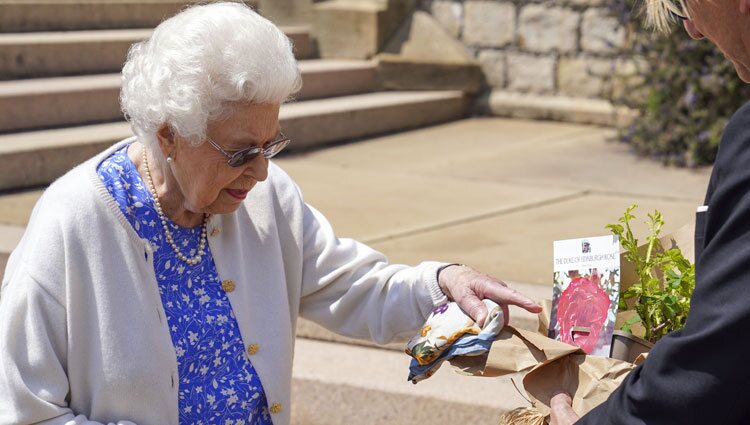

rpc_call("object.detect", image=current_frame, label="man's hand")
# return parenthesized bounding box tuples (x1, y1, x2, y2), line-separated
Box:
(550, 392, 580, 425)
(437, 265, 542, 327)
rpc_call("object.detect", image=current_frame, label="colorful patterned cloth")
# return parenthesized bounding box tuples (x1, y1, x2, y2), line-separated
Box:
(98, 145, 272, 425)
(406, 299, 504, 383)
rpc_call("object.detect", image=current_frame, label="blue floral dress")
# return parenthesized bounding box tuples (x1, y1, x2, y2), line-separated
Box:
(98, 145, 273, 425)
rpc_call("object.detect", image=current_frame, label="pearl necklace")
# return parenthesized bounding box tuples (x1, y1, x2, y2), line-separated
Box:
(141, 147, 208, 266)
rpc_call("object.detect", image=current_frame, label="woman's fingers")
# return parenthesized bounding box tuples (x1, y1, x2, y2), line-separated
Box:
(445, 267, 542, 326)
(477, 276, 543, 314)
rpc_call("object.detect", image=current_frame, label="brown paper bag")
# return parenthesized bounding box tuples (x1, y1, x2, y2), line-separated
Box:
(450, 218, 696, 424)
(450, 326, 635, 416)
(450, 326, 581, 378)
(522, 353, 634, 417)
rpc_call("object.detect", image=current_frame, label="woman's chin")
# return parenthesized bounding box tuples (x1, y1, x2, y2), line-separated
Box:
(203, 195, 247, 215)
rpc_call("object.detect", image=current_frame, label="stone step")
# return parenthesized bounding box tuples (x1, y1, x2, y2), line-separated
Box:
(284, 26, 318, 62)
(296, 59, 377, 100)
(0, 60, 377, 133)
(0, 74, 122, 133)
(280, 90, 467, 150)
(0, 26, 316, 80)
(0, 90, 467, 190)
(0, 0, 257, 33)
(292, 337, 530, 425)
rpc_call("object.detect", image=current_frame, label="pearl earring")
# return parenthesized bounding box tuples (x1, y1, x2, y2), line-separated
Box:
(167, 156, 173, 164)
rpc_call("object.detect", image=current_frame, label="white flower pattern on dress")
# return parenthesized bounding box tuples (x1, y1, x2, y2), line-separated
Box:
(98, 146, 272, 425)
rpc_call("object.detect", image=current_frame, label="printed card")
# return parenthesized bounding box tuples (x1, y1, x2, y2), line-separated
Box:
(550, 235, 621, 356)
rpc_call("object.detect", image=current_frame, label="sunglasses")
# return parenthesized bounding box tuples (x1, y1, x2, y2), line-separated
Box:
(670, 9, 688, 21)
(669, 1, 690, 21)
(206, 133, 291, 167)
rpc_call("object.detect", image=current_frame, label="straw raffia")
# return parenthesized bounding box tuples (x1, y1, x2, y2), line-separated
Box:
(498, 407, 548, 425)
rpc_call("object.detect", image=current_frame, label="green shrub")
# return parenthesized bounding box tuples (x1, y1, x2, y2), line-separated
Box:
(608, 0, 750, 166)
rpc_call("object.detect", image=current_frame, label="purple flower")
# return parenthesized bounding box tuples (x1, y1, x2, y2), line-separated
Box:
(432, 304, 449, 315)
(684, 89, 696, 108)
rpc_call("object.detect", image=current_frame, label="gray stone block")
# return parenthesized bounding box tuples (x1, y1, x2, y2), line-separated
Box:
(478, 50, 506, 88)
(518, 4, 580, 53)
(485, 90, 637, 127)
(506, 52, 555, 94)
(258, 0, 314, 25)
(430, 0, 463, 37)
(314, 0, 416, 60)
(581, 8, 627, 53)
(558, 56, 614, 98)
(609, 57, 648, 100)
(463, 1, 515, 47)
(382, 10, 473, 62)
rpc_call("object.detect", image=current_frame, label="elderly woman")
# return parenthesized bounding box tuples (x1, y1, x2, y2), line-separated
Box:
(0, 3, 541, 425)
(551, 1, 750, 424)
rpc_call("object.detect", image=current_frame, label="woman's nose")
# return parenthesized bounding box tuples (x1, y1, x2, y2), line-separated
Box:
(683, 20, 705, 40)
(244, 155, 269, 182)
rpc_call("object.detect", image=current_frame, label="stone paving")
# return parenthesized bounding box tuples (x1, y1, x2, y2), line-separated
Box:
(275, 117, 711, 285)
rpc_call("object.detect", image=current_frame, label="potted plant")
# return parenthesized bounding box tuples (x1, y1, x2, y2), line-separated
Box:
(606, 205, 696, 362)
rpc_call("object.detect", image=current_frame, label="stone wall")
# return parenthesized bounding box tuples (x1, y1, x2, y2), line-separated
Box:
(420, 0, 637, 100)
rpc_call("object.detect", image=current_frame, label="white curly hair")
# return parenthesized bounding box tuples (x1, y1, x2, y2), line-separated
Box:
(120, 1, 302, 148)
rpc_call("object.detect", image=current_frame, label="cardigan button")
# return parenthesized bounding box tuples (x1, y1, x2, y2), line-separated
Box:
(270, 403, 282, 414)
(221, 280, 236, 293)
(247, 343, 259, 356)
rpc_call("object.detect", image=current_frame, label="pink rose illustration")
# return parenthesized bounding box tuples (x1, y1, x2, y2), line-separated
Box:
(557, 275, 611, 353)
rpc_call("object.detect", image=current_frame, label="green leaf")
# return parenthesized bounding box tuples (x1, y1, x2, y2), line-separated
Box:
(621, 314, 642, 333)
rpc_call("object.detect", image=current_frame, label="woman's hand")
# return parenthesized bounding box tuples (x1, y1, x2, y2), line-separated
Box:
(550, 392, 580, 425)
(437, 265, 543, 327)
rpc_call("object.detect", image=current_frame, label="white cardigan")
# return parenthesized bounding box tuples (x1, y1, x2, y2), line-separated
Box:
(0, 139, 448, 425)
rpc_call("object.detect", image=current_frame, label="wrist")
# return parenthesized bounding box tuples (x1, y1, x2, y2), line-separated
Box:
(436, 263, 464, 296)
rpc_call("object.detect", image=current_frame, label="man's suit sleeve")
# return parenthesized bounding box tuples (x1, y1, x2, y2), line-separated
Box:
(579, 102, 750, 424)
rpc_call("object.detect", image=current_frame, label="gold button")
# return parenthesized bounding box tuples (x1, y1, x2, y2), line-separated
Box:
(247, 343, 259, 355)
(270, 403, 282, 414)
(221, 280, 236, 293)
(210, 227, 221, 237)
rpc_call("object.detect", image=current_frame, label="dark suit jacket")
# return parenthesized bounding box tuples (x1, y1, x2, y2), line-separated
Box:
(579, 100, 750, 424)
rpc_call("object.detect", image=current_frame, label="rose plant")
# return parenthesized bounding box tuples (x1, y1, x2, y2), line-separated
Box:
(606, 205, 695, 343)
